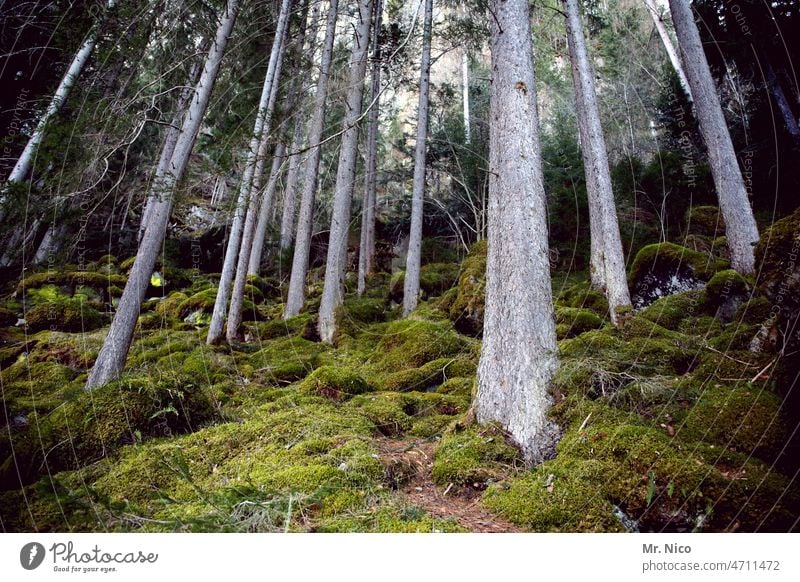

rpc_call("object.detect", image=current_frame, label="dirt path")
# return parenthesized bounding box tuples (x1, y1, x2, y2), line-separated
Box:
(374, 436, 521, 533)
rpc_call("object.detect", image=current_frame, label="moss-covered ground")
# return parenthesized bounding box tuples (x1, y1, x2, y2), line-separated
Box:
(0, 237, 797, 532)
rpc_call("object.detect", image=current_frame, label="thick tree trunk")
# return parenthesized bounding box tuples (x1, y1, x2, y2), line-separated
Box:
(643, 0, 692, 102)
(5, 0, 117, 188)
(356, 0, 384, 297)
(317, 0, 374, 342)
(206, 0, 291, 345)
(564, 0, 631, 322)
(669, 0, 759, 274)
(248, 143, 287, 276)
(284, 0, 340, 319)
(402, 0, 433, 316)
(476, 0, 560, 465)
(86, 0, 240, 389)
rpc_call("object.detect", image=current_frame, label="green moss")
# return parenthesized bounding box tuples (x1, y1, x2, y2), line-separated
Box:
(379, 357, 475, 392)
(374, 319, 469, 372)
(639, 289, 705, 331)
(25, 297, 104, 332)
(389, 263, 461, 303)
(557, 281, 610, 316)
(249, 337, 326, 384)
(155, 291, 189, 319)
(314, 503, 465, 533)
(242, 314, 313, 341)
(436, 377, 474, 397)
(686, 205, 725, 237)
(448, 240, 486, 335)
(555, 307, 604, 339)
(432, 426, 520, 486)
(347, 393, 413, 436)
(177, 288, 259, 322)
(298, 366, 371, 401)
(704, 269, 749, 308)
(17, 271, 127, 296)
(733, 296, 773, 325)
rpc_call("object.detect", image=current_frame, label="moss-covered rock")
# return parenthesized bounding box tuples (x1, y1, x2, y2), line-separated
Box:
(298, 366, 371, 401)
(373, 319, 469, 373)
(555, 307, 604, 339)
(704, 269, 749, 320)
(629, 242, 728, 308)
(639, 289, 704, 331)
(556, 280, 610, 317)
(25, 297, 104, 333)
(448, 241, 486, 336)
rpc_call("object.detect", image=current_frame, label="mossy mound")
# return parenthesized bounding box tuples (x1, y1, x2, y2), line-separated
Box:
(0, 372, 217, 490)
(16, 270, 127, 297)
(249, 337, 327, 384)
(298, 366, 371, 401)
(555, 307, 604, 339)
(379, 357, 476, 392)
(556, 280, 609, 317)
(629, 242, 728, 308)
(388, 263, 460, 303)
(372, 319, 470, 373)
(348, 391, 468, 438)
(25, 297, 104, 332)
(432, 425, 521, 487)
(242, 313, 313, 341)
(686, 205, 725, 237)
(639, 289, 704, 331)
(177, 288, 260, 323)
(447, 240, 486, 336)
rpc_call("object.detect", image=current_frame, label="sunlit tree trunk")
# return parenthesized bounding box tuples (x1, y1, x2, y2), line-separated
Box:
(356, 0, 384, 296)
(86, 0, 240, 389)
(564, 0, 631, 322)
(317, 0, 374, 342)
(476, 0, 560, 465)
(669, 0, 759, 274)
(284, 0, 340, 318)
(207, 0, 291, 345)
(402, 0, 433, 316)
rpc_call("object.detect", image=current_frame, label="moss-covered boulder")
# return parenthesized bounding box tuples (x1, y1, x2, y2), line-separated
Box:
(388, 263, 460, 303)
(25, 297, 104, 333)
(373, 319, 469, 372)
(447, 241, 486, 335)
(298, 366, 371, 401)
(704, 269, 750, 321)
(629, 242, 728, 308)
(555, 307, 604, 339)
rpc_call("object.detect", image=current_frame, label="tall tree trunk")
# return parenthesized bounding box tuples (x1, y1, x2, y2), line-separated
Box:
(356, 0, 384, 297)
(463, 50, 471, 144)
(669, 0, 759, 274)
(284, 0, 340, 319)
(476, 0, 560, 465)
(763, 58, 800, 143)
(4, 0, 118, 189)
(206, 0, 291, 345)
(138, 62, 202, 244)
(402, 0, 433, 316)
(247, 142, 287, 276)
(643, 0, 693, 102)
(317, 0, 374, 342)
(86, 0, 240, 389)
(564, 0, 631, 322)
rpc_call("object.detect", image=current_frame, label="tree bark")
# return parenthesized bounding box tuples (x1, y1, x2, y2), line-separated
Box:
(402, 0, 433, 316)
(5, 0, 118, 188)
(643, 0, 693, 102)
(564, 0, 631, 322)
(86, 0, 240, 389)
(763, 58, 800, 143)
(206, 0, 291, 345)
(356, 0, 384, 297)
(317, 0, 375, 342)
(476, 0, 560, 465)
(284, 0, 340, 319)
(463, 49, 471, 144)
(248, 143, 287, 276)
(669, 0, 759, 274)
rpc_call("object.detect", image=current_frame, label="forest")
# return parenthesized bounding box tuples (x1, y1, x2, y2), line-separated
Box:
(0, 0, 798, 533)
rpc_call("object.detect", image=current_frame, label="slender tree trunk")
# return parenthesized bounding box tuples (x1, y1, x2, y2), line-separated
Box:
(247, 142, 287, 276)
(284, 0, 340, 318)
(476, 0, 560, 465)
(669, 0, 759, 274)
(86, 0, 240, 389)
(564, 0, 631, 322)
(763, 58, 800, 143)
(206, 0, 291, 345)
(357, 0, 384, 296)
(643, 0, 693, 102)
(463, 50, 471, 144)
(4, 0, 117, 189)
(138, 62, 201, 243)
(402, 0, 433, 316)
(279, 3, 322, 252)
(317, 0, 374, 342)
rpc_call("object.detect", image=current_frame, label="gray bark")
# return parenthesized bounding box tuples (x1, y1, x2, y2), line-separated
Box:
(356, 0, 384, 297)
(476, 0, 560, 465)
(763, 58, 800, 142)
(564, 0, 631, 322)
(284, 0, 340, 318)
(86, 0, 240, 389)
(248, 143, 287, 276)
(669, 0, 759, 274)
(206, 0, 291, 345)
(402, 0, 433, 316)
(5, 0, 117, 188)
(643, 0, 693, 102)
(317, 0, 374, 342)
(463, 49, 471, 144)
